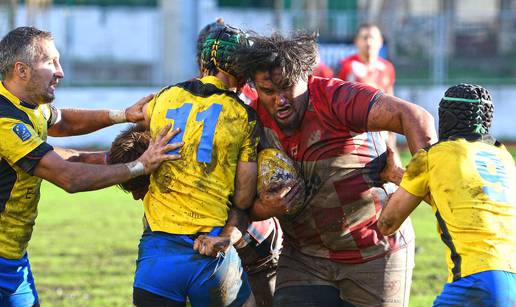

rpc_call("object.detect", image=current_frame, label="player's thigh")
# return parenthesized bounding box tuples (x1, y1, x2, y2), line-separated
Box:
(133, 232, 196, 303)
(339, 241, 415, 307)
(273, 247, 353, 306)
(247, 264, 277, 307)
(273, 285, 354, 307)
(0, 254, 39, 307)
(187, 246, 252, 307)
(433, 270, 516, 307)
(133, 287, 185, 307)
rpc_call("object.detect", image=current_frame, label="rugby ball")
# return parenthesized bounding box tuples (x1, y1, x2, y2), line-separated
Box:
(257, 148, 306, 216)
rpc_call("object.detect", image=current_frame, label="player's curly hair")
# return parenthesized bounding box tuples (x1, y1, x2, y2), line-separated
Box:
(232, 32, 318, 89)
(438, 83, 494, 140)
(107, 125, 150, 192)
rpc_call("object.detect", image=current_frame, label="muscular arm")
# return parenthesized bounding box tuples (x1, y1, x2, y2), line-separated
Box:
(35, 125, 181, 193)
(233, 161, 257, 210)
(48, 94, 153, 137)
(378, 187, 422, 235)
(367, 94, 437, 154)
(34, 150, 133, 193)
(53, 147, 107, 164)
(48, 109, 115, 137)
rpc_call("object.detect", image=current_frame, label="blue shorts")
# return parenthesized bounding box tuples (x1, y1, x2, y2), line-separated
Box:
(433, 270, 516, 306)
(0, 253, 39, 307)
(134, 228, 251, 306)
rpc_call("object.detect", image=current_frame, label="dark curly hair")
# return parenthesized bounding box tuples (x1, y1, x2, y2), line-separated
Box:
(438, 83, 494, 140)
(233, 32, 318, 89)
(107, 125, 150, 192)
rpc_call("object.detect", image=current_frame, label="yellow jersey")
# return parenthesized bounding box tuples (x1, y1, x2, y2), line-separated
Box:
(145, 76, 259, 234)
(0, 82, 54, 259)
(401, 137, 516, 282)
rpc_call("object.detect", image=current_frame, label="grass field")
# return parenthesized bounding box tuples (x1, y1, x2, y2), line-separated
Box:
(28, 147, 516, 306)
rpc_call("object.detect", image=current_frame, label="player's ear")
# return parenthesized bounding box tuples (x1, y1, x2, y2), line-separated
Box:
(14, 61, 30, 81)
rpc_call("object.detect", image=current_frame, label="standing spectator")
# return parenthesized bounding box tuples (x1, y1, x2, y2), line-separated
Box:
(378, 83, 516, 306)
(312, 51, 334, 78)
(338, 23, 399, 160)
(337, 23, 395, 95)
(234, 32, 436, 307)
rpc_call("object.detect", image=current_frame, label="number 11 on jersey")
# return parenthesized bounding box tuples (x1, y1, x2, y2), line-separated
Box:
(165, 103, 222, 163)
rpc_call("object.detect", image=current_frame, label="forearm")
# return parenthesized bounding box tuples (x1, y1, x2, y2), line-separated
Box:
(368, 96, 437, 155)
(34, 151, 134, 193)
(54, 163, 132, 193)
(219, 207, 249, 245)
(378, 188, 422, 235)
(48, 109, 121, 137)
(401, 107, 437, 154)
(54, 147, 107, 164)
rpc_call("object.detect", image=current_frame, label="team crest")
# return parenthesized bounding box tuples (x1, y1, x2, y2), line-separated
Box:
(12, 123, 32, 142)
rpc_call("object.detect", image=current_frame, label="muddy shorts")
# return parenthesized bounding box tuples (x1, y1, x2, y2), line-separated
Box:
(0, 253, 38, 307)
(274, 240, 415, 307)
(133, 228, 251, 306)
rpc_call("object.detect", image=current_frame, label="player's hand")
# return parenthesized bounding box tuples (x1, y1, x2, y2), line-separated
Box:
(258, 181, 302, 216)
(125, 94, 154, 123)
(380, 146, 405, 185)
(193, 235, 231, 257)
(137, 124, 183, 174)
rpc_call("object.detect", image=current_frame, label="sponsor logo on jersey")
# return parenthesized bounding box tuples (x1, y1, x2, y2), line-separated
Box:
(12, 123, 32, 141)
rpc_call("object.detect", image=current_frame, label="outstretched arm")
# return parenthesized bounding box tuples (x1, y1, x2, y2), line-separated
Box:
(378, 187, 422, 236)
(53, 147, 107, 164)
(367, 94, 437, 154)
(35, 126, 182, 193)
(48, 94, 153, 137)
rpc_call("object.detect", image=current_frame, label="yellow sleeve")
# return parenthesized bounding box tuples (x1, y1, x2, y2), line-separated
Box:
(400, 148, 430, 198)
(0, 118, 44, 165)
(238, 117, 259, 162)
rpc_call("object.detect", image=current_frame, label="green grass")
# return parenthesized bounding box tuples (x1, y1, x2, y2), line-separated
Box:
(29, 147, 516, 306)
(29, 185, 143, 306)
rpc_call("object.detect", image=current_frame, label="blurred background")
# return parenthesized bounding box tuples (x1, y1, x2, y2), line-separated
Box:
(1, 0, 516, 146)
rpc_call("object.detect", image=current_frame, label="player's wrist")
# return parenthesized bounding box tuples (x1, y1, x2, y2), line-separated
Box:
(125, 161, 145, 178)
(108, 109, 127, 124)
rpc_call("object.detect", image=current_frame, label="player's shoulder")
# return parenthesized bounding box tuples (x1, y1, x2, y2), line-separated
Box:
(340, 54, 359, 64)
(0, 94, 34, 128)
(379, 57, 395, 70)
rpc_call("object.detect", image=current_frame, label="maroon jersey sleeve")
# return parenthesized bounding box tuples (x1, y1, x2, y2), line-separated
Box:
(329, 81, 382, 133)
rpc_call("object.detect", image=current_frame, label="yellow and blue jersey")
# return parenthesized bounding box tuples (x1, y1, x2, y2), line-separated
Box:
(400, 137, 516, 282)
(0, 82, 54, 259)
(145, 76, 259, 234)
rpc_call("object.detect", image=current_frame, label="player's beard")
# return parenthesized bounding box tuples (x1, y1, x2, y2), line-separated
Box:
(26, 73, 56, 105)
(275, 93, 309, 134)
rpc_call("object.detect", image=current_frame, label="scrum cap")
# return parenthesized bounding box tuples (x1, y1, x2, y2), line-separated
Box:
(438, 83, 494, 140)
(200, 24, 248, 78)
